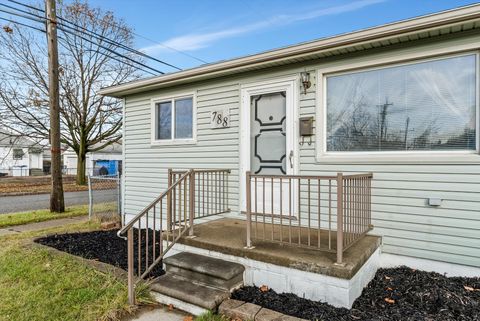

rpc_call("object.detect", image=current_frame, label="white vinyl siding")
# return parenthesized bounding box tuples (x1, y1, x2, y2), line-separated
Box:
(124, 83, 240, 214)
(123, 31, 480, 268)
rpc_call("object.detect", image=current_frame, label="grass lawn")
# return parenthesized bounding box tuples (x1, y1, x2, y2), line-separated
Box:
(0, 220, 152, 321)
(195, 311, 229, 321)
(0, 175, 88, 196)
(0, 203, 116, 228)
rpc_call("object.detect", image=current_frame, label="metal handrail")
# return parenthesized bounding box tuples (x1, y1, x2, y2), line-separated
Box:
(117, 170, 192, 239)
(169, 168, 231, 220)
(170, 169, 231, 174)
(120, 168, 231, 305)
(245, 171, 373, 264)
(249, 173, 372, 179)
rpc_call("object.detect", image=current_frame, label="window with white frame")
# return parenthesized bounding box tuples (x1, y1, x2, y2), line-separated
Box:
(154, 96, 194, 141)
(325, 54, 478, 153)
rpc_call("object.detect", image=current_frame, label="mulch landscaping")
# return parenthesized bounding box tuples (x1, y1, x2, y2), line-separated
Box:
(232, 267, 480, 321)
(34, 229, 480, 321)
(35, 229, 165, 277)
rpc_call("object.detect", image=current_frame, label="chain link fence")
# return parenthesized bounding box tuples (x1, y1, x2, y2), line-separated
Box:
(87, 175, 121, 223)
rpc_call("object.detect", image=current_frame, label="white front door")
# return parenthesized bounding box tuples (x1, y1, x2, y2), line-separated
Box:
(240, 78, 297, 214)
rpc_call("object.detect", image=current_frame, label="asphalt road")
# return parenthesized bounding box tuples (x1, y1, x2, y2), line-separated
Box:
(0, 190, 116, 214)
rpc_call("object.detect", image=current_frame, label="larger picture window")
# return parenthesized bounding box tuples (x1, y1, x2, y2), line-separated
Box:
(154, 95, 194, 142)
(325, 54, 477, 153)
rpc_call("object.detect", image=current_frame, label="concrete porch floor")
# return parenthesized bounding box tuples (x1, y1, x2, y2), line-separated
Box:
(173, 218, 381, 279)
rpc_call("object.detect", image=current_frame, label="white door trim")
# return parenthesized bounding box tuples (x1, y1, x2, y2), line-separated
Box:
(239, 77, 299, 212)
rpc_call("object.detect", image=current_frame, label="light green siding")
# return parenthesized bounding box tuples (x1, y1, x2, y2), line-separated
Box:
(123, 32, 480, 268)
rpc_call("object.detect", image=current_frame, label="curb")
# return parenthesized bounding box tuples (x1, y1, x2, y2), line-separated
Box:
(219, 299, 308, 321)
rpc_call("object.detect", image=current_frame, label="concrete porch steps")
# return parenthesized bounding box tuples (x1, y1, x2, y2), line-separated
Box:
(150, 252, 245, 314)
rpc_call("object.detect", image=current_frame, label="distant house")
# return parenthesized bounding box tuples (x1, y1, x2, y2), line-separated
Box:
(0, 131, 44, 176)
(62, 141, 122, 176)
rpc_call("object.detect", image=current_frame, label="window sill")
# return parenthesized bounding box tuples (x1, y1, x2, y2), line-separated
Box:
(315, 153, 480, 164)
(150, 139, 197, 146)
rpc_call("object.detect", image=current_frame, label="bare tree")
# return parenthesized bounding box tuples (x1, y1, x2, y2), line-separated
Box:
(0, 1, 140, 185)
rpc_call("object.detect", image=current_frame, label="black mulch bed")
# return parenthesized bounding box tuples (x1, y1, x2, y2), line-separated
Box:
(232, 267, 480, 321)
(35, 229, 165, 277)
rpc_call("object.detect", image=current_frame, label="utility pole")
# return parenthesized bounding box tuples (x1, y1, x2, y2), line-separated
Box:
(46, 0, 65, 212)
(376, 98, 393, 143)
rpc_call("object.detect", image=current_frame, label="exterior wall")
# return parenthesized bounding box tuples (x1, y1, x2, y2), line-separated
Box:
(63, 150, 122, 175)
(123, 32, 480, 269)
(124, 82, 241, 215)
(0, 146, 43, 175)
(29, 152, 43, 169)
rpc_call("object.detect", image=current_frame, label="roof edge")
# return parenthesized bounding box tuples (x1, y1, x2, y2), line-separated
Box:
(100, 4, 480, 97)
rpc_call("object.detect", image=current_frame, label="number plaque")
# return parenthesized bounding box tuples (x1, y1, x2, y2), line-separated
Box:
(210, 109, 230, 129)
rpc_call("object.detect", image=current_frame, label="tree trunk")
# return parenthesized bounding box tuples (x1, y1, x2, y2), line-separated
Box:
(76, 152, 87, 185)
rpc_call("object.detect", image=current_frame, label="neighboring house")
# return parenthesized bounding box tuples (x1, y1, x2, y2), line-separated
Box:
(101, 6, 480, 309)
(0, 131, 43, 176)
(62, 141, 122, 176)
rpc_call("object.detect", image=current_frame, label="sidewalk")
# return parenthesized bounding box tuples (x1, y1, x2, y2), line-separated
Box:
(0, 216, 88, 236)
(123, 305, 188, 321)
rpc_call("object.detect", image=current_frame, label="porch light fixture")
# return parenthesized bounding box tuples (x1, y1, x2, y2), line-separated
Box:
(300, 71, 311, 94)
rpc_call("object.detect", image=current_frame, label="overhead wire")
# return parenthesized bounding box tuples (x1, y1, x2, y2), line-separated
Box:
(8, 0, 191, 68)
(0, 4, 164, 75)
(8, 0, 209, 65)
(0, 15, 158, 77)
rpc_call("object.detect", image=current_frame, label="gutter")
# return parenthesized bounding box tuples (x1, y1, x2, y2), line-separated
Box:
(100, 4, 480, 97)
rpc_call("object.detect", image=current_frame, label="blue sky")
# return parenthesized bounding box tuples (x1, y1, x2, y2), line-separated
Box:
(88, 0, 479, 73)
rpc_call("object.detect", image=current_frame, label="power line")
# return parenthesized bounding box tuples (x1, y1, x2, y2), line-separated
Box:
(1, 1, 180, 71)
(55, 24, 165, 74)
(9, 0, 208, 64)
(0, 14, 159, 76)
(9, 0, 196, 68)
(0, 15, 44, 33)
(0, 5, 164, 74)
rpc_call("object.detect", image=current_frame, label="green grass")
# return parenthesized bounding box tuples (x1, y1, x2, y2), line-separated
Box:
(0, 203, 116, 228)
(0, 220, 152, 321)
(195, 311, 230, 321)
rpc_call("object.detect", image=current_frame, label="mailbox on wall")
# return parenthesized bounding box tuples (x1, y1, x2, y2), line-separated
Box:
(299, 116, 314, 145)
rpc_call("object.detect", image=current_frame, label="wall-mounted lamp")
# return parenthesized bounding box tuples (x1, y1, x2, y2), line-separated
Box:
(300, 71, 311, 94)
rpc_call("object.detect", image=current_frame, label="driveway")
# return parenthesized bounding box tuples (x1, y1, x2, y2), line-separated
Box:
(0, 190, 115, 214)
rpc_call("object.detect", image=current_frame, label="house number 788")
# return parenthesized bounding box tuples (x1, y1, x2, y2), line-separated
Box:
(211, 109, 230, 129)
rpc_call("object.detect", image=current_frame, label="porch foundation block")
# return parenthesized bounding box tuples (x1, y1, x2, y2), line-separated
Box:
(163, 218, 382, 308)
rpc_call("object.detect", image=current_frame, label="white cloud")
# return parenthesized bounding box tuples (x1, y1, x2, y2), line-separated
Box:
(142, 0, 386, 54)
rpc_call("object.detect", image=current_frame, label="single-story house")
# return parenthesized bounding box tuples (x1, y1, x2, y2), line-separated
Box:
(0, 131, 43, 176)
(101, 5, 480, 310)
(62, 141, 122, 176)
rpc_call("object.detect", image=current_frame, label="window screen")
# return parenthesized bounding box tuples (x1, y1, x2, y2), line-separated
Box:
(326, 54, 477, 152)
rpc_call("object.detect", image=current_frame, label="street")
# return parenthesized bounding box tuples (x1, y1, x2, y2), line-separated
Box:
(0, 190, 115, 214)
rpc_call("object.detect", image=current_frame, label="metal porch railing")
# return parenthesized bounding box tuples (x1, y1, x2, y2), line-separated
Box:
(169, 169, 230, 219)
(117, 168, 230, 304)
(245, 172, 373, 264)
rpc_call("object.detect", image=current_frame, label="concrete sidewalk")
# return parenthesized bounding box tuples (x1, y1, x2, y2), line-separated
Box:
(124, 305, 188, 321)
(0, 216, 88, 236)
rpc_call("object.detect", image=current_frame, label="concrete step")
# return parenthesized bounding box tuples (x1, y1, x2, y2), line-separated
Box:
(151, 273, 230, 311)
(164, 252, 245, 291)
(29, 169, 44, 176)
